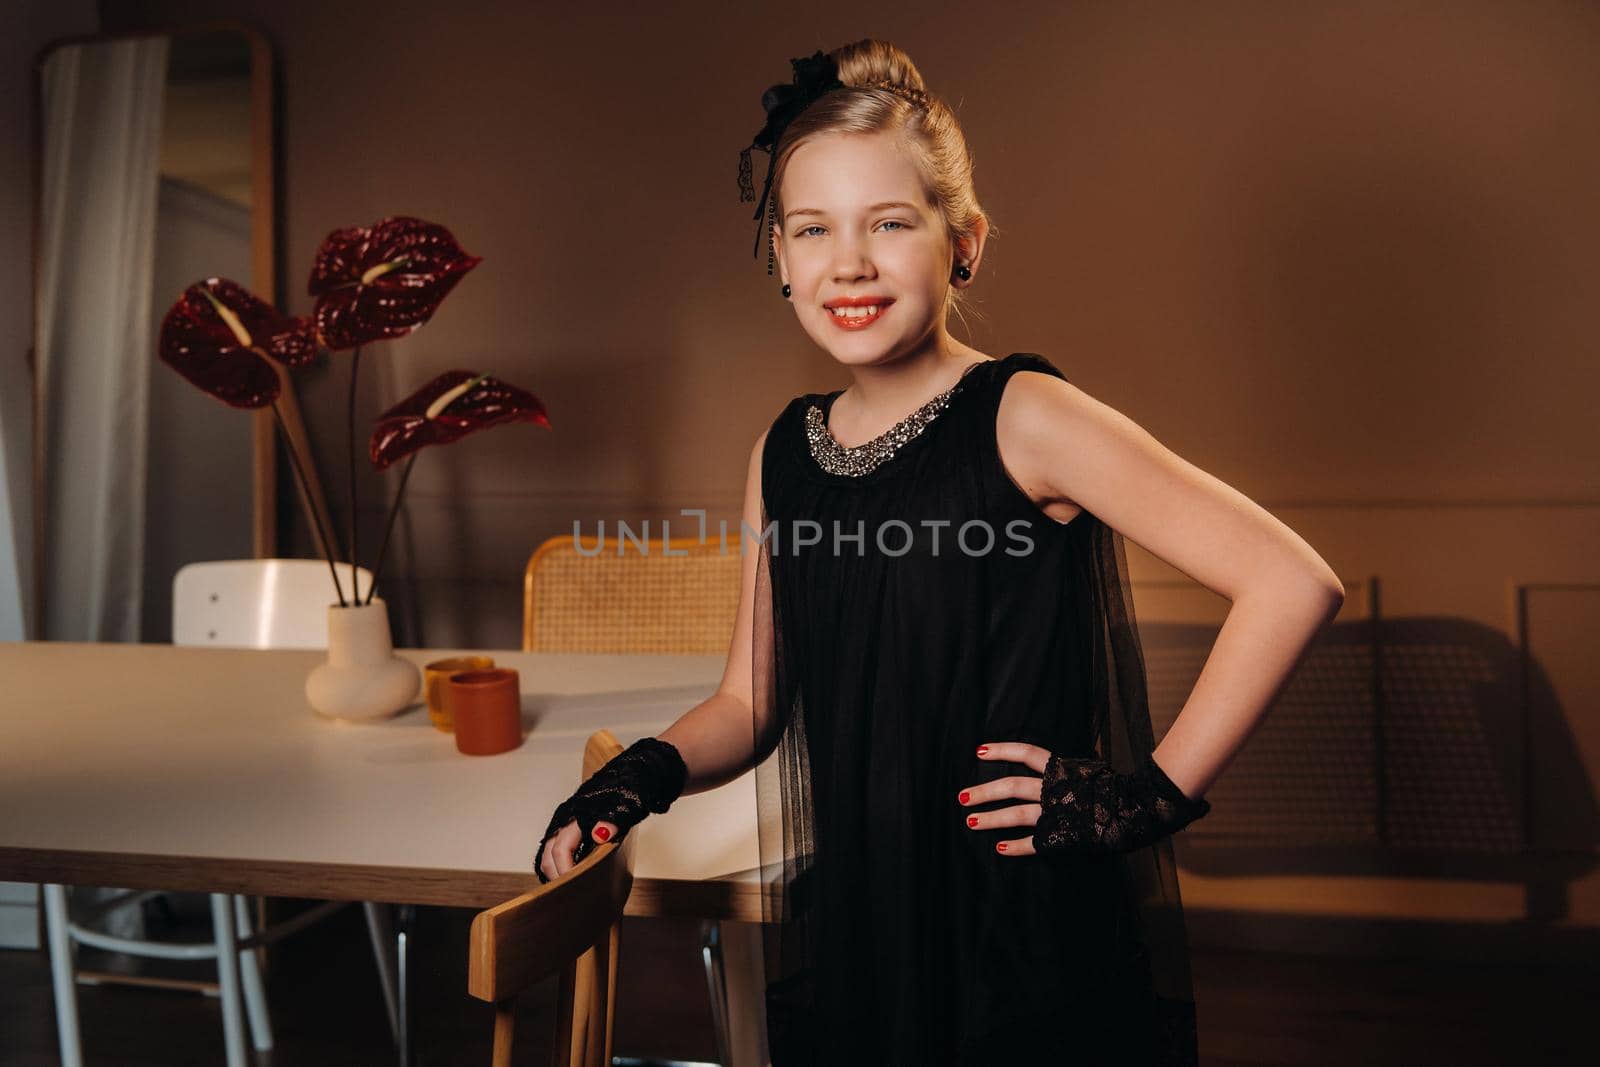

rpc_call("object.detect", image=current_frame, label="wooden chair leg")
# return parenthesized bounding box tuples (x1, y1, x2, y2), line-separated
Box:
(584, 926, 611, 1066)
(491, 998, 516, 1067)
(552, 954, 579, 1067)
(600, 922, 620, 1067)
(572, 946, 596, 1067)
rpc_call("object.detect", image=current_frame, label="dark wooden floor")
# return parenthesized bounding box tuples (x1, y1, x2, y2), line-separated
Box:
(0, 898, 1593, 1065)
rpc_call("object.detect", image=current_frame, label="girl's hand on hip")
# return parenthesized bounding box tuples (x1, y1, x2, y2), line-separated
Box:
(961, 741, 1214, 858)
(957, 741, 1048, 857)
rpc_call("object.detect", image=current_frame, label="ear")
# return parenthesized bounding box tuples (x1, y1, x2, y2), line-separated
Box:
(953, 215, 990, 285)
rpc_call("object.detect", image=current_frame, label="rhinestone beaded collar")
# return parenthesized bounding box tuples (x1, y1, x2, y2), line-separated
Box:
(803, 361, 987, 477)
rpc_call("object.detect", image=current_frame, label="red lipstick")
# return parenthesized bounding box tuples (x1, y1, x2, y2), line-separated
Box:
(823, 295, 894, 330)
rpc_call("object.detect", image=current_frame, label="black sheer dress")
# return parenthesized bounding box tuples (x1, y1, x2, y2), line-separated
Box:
(748, 352, 1202, 1065)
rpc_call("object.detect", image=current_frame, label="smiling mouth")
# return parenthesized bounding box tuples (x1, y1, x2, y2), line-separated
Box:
(825, 303, 890, 328)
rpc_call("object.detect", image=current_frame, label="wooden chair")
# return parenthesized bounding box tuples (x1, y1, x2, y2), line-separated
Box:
(469, 729, 633, 1067)
(523, 532, 742, 653)
(522, 532, 749, 1066)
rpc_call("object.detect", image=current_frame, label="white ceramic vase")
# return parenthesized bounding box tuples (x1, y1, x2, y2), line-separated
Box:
(305, 597, 420, 722)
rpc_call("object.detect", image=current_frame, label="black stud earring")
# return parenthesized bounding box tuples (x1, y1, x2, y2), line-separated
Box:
(781, 283, 791, 299)
(955, 264, 972, 281)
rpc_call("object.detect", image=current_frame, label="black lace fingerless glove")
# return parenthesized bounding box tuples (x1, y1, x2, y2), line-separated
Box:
(1032, 752, 1211, 856)
(533, 736, 688, 884)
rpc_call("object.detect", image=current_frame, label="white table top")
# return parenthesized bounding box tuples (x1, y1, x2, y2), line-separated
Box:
(0, 642, 770, 916)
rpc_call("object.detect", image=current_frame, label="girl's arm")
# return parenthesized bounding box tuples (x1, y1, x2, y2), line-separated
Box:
(657, 427, 776, 795)
(997, 372, 1345, 799)
(535, 429, 774, 880)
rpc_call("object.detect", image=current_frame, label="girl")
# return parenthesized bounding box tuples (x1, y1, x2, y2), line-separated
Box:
(535, 39, 1344, 1065)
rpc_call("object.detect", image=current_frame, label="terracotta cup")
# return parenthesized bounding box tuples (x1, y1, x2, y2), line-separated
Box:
(447, 668, 524, 756)
(423, 655, 495, 732)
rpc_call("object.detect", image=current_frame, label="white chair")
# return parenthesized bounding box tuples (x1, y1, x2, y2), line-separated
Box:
(43, 559, 402, 1067)
(172, 557, 378, 648)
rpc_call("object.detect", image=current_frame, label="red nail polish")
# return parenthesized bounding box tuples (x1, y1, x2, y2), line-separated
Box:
(996, 842, 1008, 852)
(958, 791, 970, 804)
(967, 816, 979, 828)
(594, 826, 610, 841)
(976, 745, 988, 756)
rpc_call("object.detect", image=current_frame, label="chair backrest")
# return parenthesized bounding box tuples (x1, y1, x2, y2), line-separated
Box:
(523, 533, 741, 653)
(172, 559, 376, 649)
(468, 730, 633, 1067)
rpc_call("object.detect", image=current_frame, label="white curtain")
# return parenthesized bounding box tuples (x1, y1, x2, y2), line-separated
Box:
(35, 35, 168, 643)
(33, 35, 169, 942)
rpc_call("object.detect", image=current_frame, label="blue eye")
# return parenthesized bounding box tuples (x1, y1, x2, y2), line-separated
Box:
(796, 221, 908, 238)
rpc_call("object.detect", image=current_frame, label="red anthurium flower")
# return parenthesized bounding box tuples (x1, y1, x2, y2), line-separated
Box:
(307, 216, 483, 350)
(369, 369, 549, 471)
(158, 277, 318, 409)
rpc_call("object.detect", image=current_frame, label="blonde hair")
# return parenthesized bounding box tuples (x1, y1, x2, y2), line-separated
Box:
(770, 39, 994, 332)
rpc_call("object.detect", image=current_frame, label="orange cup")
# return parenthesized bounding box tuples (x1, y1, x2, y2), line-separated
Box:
(446, 668, 524, 756)
(423, 656, 495, 732)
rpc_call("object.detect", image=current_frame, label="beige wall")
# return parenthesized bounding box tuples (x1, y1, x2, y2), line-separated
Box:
(90, 1, 1598, 931)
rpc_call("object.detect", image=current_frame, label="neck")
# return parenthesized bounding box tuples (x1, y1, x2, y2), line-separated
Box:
(836, 333, 987, 419)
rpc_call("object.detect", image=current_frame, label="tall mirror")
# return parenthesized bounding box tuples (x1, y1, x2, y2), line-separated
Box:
(32, 24, 321, 644)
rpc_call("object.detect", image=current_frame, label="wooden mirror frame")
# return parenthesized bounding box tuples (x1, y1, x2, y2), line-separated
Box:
(28, 20, 331, 634)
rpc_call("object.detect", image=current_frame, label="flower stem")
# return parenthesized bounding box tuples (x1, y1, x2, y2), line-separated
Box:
(347, 345, 362, 602)
(365, 453, 417, 606)
(272, 400, 347, 606)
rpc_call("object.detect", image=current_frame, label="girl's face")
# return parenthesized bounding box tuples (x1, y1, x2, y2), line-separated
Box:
(773, 131, 957, 369)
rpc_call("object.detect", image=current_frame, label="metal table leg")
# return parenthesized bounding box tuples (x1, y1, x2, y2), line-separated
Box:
(208, 893, 248, 1067)
(43, 885, 83, 1067)
(396, 903, 415, 1067)
(701, 919, 733, 1066)
(362, 901, 401, 1045)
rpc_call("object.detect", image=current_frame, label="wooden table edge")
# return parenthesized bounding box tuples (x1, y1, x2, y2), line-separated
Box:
(0, 846, 773, 921)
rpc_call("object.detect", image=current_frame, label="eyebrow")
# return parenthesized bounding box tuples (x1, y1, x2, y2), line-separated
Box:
(783, 200, 923, 221)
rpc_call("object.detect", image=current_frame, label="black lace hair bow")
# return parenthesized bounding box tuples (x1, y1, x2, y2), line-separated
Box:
(738, 50, 846, 262)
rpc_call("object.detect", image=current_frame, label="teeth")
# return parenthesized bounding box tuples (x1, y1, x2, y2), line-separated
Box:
(828, 304, 883, 319)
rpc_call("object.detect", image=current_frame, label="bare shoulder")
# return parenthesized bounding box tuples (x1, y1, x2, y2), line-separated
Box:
(993, 369, 1100, 524)
(996, 368, 1187, 518)
(995, 368, 1099, 435)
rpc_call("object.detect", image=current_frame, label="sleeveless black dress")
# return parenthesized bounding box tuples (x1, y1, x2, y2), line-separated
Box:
(748, 352, 1201, 1066)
